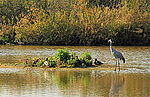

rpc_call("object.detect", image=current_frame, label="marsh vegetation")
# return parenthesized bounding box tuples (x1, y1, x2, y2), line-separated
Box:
(0, 0, 150, 45)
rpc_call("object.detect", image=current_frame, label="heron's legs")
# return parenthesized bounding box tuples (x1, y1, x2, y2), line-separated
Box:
(115, 59, 118, 71)
(118, 59, 120, 71)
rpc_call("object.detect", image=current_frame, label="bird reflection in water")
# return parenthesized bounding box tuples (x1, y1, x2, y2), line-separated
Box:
(109, 72, 125, 97)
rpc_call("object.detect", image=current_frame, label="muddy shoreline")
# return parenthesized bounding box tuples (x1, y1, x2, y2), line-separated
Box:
(0, 63, 130, 71)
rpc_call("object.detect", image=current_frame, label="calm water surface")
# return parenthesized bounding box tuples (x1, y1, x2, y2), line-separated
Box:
(0, 45, 150, 97)
(0, 68, 150, 97)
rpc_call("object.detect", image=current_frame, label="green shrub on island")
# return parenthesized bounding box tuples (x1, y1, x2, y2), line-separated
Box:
(47, 57, 57, 67)
(82, 59, 93, 67)
(67, 59, 76, 66)
(80, 53, 92, 67)
(80, 53, 92, 60)
(55, 49, 71, 63)
(22, 49, 93, 68)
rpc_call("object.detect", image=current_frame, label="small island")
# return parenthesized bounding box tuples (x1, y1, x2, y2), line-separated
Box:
(19, 49, 103, 68)
(0, 48, 129, 71)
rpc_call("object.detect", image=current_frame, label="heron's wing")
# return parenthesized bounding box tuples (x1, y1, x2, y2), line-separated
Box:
(112, 48, 124, 59)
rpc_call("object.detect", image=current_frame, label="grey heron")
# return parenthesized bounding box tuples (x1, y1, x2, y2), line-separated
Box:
(108, 39, 125, 71)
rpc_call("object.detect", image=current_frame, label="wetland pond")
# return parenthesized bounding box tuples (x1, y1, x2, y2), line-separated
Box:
(0, 45, 150, 97)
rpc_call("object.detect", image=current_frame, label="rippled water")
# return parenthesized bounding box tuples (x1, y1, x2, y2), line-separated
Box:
(0, 45, 150, 65)
(0, 45, 150, 97)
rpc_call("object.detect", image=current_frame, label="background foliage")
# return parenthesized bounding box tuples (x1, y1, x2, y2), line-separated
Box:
(0, 0, 150, 45)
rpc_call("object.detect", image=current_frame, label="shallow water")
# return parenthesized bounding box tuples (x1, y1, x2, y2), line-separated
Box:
(0, 45, 150, 65)
(0, 68, 150, 97)
(0, 45, 150, 97)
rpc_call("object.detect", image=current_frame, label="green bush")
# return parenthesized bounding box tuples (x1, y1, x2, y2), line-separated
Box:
(80, 53, 92, 60)
(67, 52, 93, 67)
(80, 53, 92, 67)
(47, 57, 57, 67)
(82, 59, 92, 67)
(55, 49, 71, 63)
(67, 59, 76, 67)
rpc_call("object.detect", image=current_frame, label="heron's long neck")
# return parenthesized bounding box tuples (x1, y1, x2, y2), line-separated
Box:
(109, 42, 113, 53)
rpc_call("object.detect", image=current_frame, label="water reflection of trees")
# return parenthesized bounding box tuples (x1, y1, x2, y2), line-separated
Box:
(0, 69, 150, 97)
(0, 70, 53, 95)
(0, 70, 121, 97)
(125, 73, 150, 97)
(54, 71, 91, 88)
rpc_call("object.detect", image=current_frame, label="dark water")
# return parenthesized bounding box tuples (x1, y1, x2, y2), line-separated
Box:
(0, 45, 150, 97)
